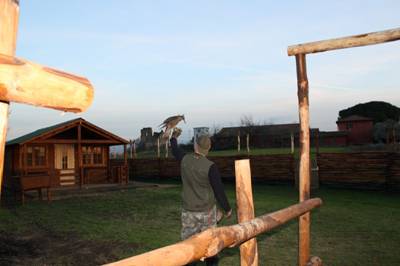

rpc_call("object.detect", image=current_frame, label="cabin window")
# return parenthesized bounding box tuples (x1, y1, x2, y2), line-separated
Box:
(93, 147, 103, 164)
(82, 146, 105, 166)
(26, 145, 46, 167)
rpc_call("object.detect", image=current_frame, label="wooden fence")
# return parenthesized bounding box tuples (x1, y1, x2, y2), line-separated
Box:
(317, 152, 400, 189)
(125, 154, 295, 183)
(113, 152, 400, 190)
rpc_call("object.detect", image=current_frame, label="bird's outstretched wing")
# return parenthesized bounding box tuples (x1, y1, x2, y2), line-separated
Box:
(159, 114, 185, 143)
(158, 115, 182, 128)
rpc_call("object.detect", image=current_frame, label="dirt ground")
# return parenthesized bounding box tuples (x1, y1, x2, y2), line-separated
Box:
(0, 230, 139, 266)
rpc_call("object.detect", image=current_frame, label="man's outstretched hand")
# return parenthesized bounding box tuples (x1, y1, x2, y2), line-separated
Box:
(172, 127, 182, 139)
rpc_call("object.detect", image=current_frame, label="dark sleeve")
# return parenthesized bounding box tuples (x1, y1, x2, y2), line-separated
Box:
(170, 137, 185, 162)
(209, 164, 231, 212)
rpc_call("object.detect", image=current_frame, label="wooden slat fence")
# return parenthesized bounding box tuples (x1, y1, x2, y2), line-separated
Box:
(123, 155, 295, 183)
(113, 152, 400, 190)
(317, 152, 400, 189)
(387, 153, 400, 190)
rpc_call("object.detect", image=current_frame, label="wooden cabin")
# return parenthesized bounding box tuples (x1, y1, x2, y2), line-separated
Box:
(4, 118, 129, 195)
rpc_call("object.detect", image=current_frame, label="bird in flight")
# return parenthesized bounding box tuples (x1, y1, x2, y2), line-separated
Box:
(159, 114, 186, 142)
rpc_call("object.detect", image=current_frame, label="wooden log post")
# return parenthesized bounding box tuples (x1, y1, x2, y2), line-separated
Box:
(165, 140, 168, 158)
(105, 198, 322, 266)
(287, 27, 400, 56)
(157, 138, 160, 158)
(124, 144, 128, 184)
(235, 159, 258, 266)
(0, 0, 19, 198)
(237, 133, 241, 153)
(291, 132, 295, 154)
(129, 140, 133, 159)
(246, 134, 250, 155)
(78, 122, 83, 188)
(296, 53, 311, 266)
(0, 54, 94, 112)
(133, 140, 136, 159)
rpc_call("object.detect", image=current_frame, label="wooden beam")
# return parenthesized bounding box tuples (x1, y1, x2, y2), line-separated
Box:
(104, 198, 322, 266)
(0, 0, 19, 198)
(78, 123, 83, 188)
(0, 54, 93, 112)
(235, 159, 258, 266)
(288, 27, 400, 56)
(296, 54, 311, 266)
(32, 139, 121, 144)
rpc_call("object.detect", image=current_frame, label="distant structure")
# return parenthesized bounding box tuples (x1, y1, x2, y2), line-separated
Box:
(336, 115, 373, 145)
(212, 123, 320, 150)
(139, 127, 163, 150)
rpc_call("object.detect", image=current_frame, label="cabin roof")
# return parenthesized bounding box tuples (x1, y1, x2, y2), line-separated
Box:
(6, 118, 129, 146)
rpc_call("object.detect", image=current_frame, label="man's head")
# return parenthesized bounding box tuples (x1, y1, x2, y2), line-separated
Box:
(194, 135, 211, 156)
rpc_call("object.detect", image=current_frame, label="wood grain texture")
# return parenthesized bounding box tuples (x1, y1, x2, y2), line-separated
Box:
(0, 0, 19, 197)
(0, 54, 93, 112)
(288, 27, 400, 56)
(235, 159, 258, 266)
(296, 54, 311, 266)
(104, 198, 322, 266)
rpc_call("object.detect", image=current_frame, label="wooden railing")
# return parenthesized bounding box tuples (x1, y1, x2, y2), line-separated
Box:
(104, 198, 322, 266)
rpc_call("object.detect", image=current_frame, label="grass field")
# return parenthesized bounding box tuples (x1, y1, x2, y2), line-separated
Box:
(1, 183, 399, 265)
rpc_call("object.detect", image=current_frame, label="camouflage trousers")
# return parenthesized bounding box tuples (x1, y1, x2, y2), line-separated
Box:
(181, 205, 217, 240)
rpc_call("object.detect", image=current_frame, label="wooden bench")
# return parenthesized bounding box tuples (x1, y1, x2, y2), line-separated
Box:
(14, 170, 56, 205)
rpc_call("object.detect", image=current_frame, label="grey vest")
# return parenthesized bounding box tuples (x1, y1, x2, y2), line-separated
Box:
(181, 153, 214, 211)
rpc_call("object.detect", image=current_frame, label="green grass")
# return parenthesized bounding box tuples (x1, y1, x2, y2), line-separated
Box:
(1, 184, 399, 265)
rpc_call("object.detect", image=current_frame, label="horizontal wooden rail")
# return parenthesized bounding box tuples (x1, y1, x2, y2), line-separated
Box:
(104, 198, 322, 266)
(0, 53, 93, 112)
(287, 27, 400, 56)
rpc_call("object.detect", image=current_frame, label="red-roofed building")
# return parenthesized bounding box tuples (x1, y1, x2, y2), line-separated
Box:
(336, 115, 373, 145)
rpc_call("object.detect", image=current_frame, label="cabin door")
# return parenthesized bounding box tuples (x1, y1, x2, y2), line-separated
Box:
(54, 144, 76, 186)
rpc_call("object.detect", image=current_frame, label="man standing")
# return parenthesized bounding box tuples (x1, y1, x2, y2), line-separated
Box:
(170, 128, 232, 266)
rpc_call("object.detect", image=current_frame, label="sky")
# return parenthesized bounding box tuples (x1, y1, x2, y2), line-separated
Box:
(7, 0, 400, 143)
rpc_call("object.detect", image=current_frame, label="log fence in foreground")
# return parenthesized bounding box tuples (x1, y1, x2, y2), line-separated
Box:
(104, 198, 322, 266)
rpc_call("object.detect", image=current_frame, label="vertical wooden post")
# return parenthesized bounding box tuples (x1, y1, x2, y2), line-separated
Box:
(78, 122, 83, 188)
(296, 53, 311, 266)
(237, 133, 241, 153)
(23, 144, 27, 175)
(246, 134, 250, 155)
(129, 140, 133, 159)
(235, 159, 258, 266)
(157, 138, 160, 158)
(165, 141, 168, 158)
(0, 0, 19, 198)
(291, 132, 295, 154)
(124, 144, 128, 184)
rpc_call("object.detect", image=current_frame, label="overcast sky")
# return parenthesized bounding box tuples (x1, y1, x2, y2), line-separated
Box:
(7, 0, 400, 142)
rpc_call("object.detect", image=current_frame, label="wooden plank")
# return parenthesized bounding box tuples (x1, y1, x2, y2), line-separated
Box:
(235, 159, 258, 266)
(105, 198, 322, 266)
(32, 139, 121, 144)
(288, 27, 400, 56)
(295, 53, 311, 266)
(0, 54, 93, 112)
(0, 0, 19, 198)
